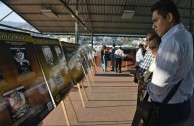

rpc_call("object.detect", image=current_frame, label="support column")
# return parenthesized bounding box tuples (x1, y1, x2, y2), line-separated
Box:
(75, 0, 79, 44)
(91, 33, 94, 48)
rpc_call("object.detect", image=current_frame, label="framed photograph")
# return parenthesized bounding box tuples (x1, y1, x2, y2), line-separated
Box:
(3, 86, 31, 124)
(54, 46, 63, 61)
(53, 72, 64, 88)
(10, 46, 32, 74)
(42, 46, 55, 67)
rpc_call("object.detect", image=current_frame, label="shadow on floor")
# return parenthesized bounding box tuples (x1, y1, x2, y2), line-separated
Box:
(93, 81, 133, 83)
(86, 104, 135, 108)
(95, 73, 132, 77)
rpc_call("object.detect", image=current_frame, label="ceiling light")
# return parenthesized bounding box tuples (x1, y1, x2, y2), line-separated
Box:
(122, 10, 135, 19)
(40, 9, 58, 18)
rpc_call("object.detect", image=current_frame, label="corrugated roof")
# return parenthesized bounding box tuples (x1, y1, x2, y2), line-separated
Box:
(2, 0, 194, 36)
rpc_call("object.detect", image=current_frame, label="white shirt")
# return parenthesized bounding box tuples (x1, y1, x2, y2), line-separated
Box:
(115, 49, 124, 58)
(135, 48, 144, 66)
(147, 23, 194, 104)
(148, 58, 156, 72)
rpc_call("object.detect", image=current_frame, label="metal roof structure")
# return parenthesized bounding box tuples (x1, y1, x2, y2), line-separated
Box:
(2, 0, 194, 36)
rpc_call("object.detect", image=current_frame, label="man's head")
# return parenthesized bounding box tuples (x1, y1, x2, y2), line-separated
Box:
(138, 44, 144, 49)
(146, 32, 154, 45)
(102, 45, 106, 50)
(148, 34, 161, 57)
(151, 1, 180, 37)
(113, 44, 115, 47)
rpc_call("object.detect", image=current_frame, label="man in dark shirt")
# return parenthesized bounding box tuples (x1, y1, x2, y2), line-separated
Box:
(110, 44, 116, 71)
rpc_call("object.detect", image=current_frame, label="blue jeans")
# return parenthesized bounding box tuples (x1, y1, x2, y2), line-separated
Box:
(101, 55, 107, 70)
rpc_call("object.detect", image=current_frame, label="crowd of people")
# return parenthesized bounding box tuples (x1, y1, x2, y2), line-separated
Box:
(100, 1, 194, 126)
(132, 1, 194, 126)
(100, 44, 124, 73)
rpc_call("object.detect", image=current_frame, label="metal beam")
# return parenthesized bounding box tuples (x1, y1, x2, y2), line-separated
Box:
(84, 0, 93, 32)
(41, 32, 147, 37)
(0, 11, 13, 21)
(8, 3, 194, 10)
(35, 24, 150, 28)
(18, 12, 193, 21)
(0, 23, 40, 34)
(89, 27, 148, 30)
(59, 0, 90, 33)
(41, 32, 146, 37)
(7, 4, 62, 5)
(29, 20, 152, 24)
(36, 26, 75, 27)
(1, 1, 41, 33)
(37, 26, 151, 31)
(75, 0, 79, 44)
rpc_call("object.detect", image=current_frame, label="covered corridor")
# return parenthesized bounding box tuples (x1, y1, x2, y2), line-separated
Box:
(42, 67, 137, 126)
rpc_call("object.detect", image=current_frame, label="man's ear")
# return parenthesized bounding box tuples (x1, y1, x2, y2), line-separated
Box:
(166, 12, 173, 22)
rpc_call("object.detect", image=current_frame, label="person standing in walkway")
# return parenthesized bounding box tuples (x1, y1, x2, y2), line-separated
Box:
(135, 44, 145, 71)
(115, 46, 124, 73)
(146, 33, 161, 73)
(110, 44, 116, 71)
(138, 32, 155, 75)
(101, 45, 108, 71)
(148, 1, 194, 126)
(133, 32, 155, 83)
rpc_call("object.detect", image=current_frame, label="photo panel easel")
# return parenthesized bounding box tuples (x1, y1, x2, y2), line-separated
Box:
(0, 29, 55, 126)
(82, 54, 94, 86)
(59, 42, 90, 108)
(33, 37, 76, 126)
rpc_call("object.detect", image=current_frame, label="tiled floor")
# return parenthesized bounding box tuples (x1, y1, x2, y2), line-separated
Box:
(41, 66, 194, 126)
(42, 67, 138, 126)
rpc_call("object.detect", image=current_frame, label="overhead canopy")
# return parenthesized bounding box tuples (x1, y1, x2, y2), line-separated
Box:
(2, 0, 194, 36)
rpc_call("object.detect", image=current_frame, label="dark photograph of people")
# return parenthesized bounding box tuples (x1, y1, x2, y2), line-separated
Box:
(42, 46, 55, 67)
(3, 86, 31, 124)
(54, 46, 63, 61)
(10, 46, 32, 74)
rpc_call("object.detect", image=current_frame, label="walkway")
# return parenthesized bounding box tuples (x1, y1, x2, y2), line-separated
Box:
(42, 67, 138, 126)
(42, 67, 194, 126)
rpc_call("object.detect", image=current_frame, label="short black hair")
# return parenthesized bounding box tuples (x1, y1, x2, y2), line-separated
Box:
(139, 44, 144, 48)
(151, 0, 180, 24)
(149, 33, 161, 44)
(113, 44, 115, 47)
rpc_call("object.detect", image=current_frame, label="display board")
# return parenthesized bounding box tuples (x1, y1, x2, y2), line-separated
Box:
(79, 45, 93, 74)
(0, 29, 54, 126)
(61, 42, 79, 61)
(32, 37, 73, 106)
(122, 47, 137, 61)
(61, 42, 85, 84)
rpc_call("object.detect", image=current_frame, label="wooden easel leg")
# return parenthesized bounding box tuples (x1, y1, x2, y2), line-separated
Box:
(92, 59, 97, 73)
(67, 95, 79, 122)
(126, 61, 128, 70)
(86, 75, 92, 92)
(77, 83, 85, 108)
(82, 65, 92, 92)
(61, 101, 71, 126)
(89, 71, 94, 85)
(80, 81, 89, 101)
(90, 64, 95, 78)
